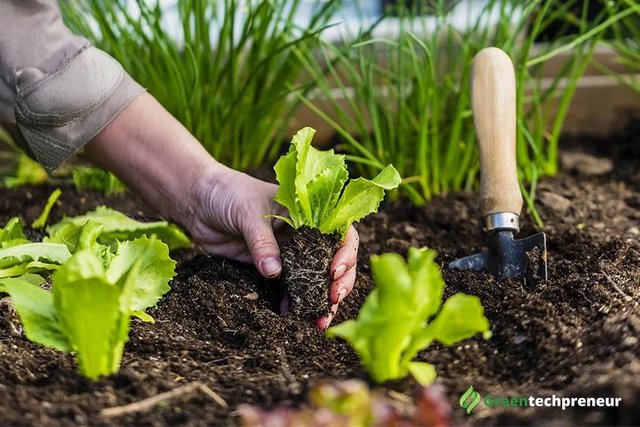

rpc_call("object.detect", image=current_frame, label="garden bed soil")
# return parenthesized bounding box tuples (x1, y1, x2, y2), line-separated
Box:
(1, 120, 639, 426)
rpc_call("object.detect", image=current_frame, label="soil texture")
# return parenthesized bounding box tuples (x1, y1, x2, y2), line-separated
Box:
(0, 120, 639, 426)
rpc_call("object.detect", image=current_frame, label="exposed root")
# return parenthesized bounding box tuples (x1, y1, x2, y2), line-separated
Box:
(599, 265, 634, 302)
(100, 381, 227, 418)
(276, 347, 300, 394)
(281, 226, 340, 320)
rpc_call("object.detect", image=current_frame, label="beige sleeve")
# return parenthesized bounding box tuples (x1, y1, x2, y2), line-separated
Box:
(0, 0, 145, 172)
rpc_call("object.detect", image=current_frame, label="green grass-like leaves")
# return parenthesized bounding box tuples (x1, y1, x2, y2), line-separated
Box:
(297, 0, 629, 218)
(60, 0, 338, 170)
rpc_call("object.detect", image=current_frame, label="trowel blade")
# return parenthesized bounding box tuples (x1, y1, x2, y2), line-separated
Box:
(447, 231, 548, 287)
(515, 231, 548, 284)
(447, 250, 488, 272)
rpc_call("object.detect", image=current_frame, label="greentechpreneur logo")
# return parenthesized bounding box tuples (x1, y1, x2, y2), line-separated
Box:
(459, 385, 623, 414)
(460, 386, 481, 414)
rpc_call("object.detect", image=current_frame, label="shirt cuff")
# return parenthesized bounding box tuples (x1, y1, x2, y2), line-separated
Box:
(15, 46, 145, 172)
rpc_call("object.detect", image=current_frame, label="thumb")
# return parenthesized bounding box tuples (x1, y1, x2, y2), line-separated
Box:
(244, 217, 282, 278)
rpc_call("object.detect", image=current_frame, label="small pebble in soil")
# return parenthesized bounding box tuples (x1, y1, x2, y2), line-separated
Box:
(539, 191, 572, 213)
(561, 151, 614, 176)
(243, 292, 259, 300)
(513, 335, 527, 345)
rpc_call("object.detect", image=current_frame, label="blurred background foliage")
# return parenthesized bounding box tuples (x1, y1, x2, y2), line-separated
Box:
(0, 0, 637, 217)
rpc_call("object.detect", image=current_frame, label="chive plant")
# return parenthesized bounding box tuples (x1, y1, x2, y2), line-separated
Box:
(61, 0, 338, 170)
(594, 0, 640, 93)
(295, 0, 631, 212)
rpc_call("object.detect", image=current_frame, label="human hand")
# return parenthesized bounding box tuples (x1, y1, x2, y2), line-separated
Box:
(85, 94, 356, 329)
(188, 163, 358, 329)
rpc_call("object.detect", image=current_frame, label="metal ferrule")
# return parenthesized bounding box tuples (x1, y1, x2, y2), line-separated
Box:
(485, 212, 520, 233)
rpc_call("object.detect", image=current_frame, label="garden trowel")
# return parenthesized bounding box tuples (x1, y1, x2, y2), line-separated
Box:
(448, 47, 547, 287)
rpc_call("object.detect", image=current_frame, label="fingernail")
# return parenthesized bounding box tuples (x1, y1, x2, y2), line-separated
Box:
(333, 264, 347, 280)
(337, 288, 347, 303)
(261, 257, 281, 277)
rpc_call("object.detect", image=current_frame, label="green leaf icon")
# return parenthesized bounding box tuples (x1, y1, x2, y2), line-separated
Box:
(460, 385, 481, 414)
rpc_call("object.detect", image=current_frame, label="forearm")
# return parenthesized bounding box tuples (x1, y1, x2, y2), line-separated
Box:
(83, 93, 221, 227)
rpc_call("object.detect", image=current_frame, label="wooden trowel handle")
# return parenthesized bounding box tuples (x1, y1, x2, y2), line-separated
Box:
(472, 47, 523, 217)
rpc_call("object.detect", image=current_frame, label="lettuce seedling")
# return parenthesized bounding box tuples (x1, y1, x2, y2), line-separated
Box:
(0, 250, 141, 379)
(272, 127, 401, 319)
(273, 127, 401, 237)
(0, 230, 175, 378)
(0, 207, 182, 379)
(71, 166, 126, 196)
(0, 217, 71, 279)
(327, 248, 491, 385)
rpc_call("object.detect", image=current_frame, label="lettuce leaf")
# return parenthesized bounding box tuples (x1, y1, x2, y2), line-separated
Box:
(327, 248, 491, 385)
(2, 250, 144, 380)
(0, 243, 72, 265)
(45, 220, 113, 267)
(106, 236, 175, 320)
(0, 217, 30, 249)
(0, 276, 70, 351)
(47, 206, 190, 250)
(55, 251, 141, 378)
(72, 166, 126, 196)
(0, 209, 179, 380)
(273, 127, 400, 237)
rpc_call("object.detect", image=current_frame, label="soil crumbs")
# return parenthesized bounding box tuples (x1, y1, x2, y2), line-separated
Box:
(1, 123, 639, 426)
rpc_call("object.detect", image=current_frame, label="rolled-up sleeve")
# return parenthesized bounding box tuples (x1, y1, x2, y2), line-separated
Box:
(0, 0, 145, 172)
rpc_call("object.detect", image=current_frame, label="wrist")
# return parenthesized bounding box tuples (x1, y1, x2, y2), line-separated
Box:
(84, 93, 221, 233)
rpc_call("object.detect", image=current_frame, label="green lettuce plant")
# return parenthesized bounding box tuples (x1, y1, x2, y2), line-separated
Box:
(72, 167, 126, 196)
(0, 203, 186, 379)
(0, 251, 142, 379)
(328, 248, 491, 385)
(2, 154, 48, 188)
(272, 127, 401, 237)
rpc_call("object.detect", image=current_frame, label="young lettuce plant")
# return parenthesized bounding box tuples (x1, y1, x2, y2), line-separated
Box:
(327, 248, 491, 385)
(0, 202, 185, 379)
(273, 127, 400, 319)
(71, 166, 126, 196)
(0, 250, 142, 380)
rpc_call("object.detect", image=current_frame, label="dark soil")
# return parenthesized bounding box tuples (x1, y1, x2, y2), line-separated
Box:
(281, 226, 341, 320)
(0, 120, 639, 426)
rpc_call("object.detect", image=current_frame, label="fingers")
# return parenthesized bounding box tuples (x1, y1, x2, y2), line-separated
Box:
(315, 303, 338, 331)
(200, 241, 251, 263)
(243, 217, 282, 279)
(317, 227, 359, 327)
(330, 226, 359, 281)
(330, 265, 356, 305)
